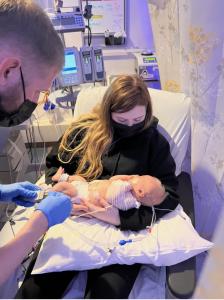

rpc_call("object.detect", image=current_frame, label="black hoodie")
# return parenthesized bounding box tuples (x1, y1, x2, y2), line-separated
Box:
(45, 117, 179, 231)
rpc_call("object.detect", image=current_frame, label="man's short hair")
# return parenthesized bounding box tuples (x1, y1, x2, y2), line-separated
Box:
(0, 0, 64, 70)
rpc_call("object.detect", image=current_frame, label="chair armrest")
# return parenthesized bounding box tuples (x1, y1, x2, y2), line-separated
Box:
(166, 257, 196, 299)
(176, 172, 195, 226)
(166, 172, 196, 298)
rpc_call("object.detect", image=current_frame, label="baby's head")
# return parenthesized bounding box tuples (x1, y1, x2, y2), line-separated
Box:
(129, 175, 152, 201)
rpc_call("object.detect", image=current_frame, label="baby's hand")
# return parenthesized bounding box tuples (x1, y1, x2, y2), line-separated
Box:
(52, 166, 64, 182)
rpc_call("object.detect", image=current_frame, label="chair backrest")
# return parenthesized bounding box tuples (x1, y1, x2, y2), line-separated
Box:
(74, 86, 191, 175)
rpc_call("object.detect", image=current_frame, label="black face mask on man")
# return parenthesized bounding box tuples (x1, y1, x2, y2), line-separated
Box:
(0, 67, 37, 127)
(112, 120, 145, 138)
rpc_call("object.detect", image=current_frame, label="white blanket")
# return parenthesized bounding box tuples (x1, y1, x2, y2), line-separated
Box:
(32, 205, 212, 274)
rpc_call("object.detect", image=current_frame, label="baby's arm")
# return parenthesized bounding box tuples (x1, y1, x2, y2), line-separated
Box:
(68, 175, 87, 183)
(52, 166, 87, 183)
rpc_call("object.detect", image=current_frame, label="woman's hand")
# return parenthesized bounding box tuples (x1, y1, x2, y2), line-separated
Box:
(83, 201, 120, 226)
(71, 203, 90, 216)
(109, 175, 135, 181)
(71, 200, 120, 226)
(71, 195, 107, 217)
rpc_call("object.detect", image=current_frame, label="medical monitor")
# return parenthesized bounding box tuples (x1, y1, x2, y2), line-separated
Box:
(143, 56, 157, 64)
(62, 51, 78, 75)
(58, 47, 83, 87)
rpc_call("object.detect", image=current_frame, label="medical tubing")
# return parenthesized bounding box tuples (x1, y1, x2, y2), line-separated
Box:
(64, 205, 169, 249)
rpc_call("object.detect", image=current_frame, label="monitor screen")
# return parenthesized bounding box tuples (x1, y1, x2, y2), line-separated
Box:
(62, 52, 77, 74)
(143, 57, 157, 63)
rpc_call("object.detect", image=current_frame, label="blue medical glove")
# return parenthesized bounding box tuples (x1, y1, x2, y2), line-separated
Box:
(36, 191, 72, 227)
(0, 182, 40, 207)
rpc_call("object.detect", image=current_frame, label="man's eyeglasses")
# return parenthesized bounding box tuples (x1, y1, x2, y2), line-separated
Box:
(20, 67, 50, 106)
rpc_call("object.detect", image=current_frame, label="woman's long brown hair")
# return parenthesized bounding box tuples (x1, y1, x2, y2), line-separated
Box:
(58, 75, 153, 181)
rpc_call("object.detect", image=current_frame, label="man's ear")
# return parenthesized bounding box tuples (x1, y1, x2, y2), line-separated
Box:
(0, 57, 21, 86)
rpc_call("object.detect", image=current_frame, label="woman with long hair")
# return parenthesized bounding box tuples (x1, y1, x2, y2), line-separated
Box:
(16, 75, 179, 299)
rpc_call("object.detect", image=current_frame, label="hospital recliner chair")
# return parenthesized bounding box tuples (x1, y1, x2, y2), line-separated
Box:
(75, 86, 195, 299)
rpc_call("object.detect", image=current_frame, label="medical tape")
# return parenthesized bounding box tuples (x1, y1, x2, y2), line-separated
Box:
(35, 190, 49, 203)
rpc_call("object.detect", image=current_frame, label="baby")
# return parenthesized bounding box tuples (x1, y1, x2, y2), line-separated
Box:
(52, 167, 168, 214)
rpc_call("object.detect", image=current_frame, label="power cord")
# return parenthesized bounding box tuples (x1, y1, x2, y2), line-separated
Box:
(83, 0, 92, 46)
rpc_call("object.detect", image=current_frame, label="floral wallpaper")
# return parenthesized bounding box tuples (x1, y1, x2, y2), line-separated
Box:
(148, 0, 181, 92)
(148, 0, 224, 282)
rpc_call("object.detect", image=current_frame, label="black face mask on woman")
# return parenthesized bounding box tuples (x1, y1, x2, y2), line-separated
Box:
(112, 120, 145, 138)
(0, 67, 37, 127)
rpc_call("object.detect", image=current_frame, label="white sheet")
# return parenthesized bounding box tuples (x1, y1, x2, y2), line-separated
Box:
(32, 205, 212, 274)
(0, 203, 166, 299)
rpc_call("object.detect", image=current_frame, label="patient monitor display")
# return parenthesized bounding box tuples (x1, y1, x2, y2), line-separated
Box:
(58, 48, 83, 87)
(63, 52, 77, 75)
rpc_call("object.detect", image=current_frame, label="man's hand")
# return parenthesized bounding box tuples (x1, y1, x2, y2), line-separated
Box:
(0, 182, 40, 207)
(36, 191, 72, 227)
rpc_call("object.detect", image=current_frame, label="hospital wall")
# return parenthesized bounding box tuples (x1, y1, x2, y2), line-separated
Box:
(37, 0, 155, 79)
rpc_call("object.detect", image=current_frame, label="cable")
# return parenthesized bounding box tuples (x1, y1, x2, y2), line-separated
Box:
(25, 129, 33, 163)
(70, 204, 113, 220)
(30, 119, 39, 179)
(65, 204, 160, 250)
(83, 0, 92, 46)
(32, 110, 49, 180)
(85, 24, 92, 46)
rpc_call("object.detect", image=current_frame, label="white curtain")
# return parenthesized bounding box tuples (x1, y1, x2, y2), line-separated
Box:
(148, 0, 224, 239)
(148, 0, 224, 280)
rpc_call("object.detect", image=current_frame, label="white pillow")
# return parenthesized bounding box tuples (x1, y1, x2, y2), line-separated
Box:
(32, 205, 212, 274)
(74, 87, 191, 175)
